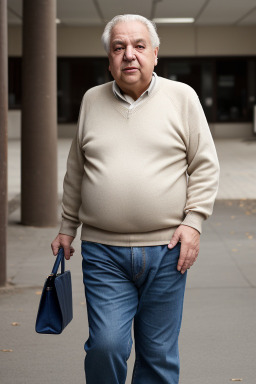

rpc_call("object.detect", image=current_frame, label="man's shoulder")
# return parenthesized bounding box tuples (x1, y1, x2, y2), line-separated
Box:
(158, 76, 198, 100)
(82, 81, 114, 102)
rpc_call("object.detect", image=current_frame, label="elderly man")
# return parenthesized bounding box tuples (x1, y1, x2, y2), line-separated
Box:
(52, 14, 219, 384)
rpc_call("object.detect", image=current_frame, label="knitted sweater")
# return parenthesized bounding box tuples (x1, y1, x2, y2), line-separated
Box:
(59, 77, 219, 246)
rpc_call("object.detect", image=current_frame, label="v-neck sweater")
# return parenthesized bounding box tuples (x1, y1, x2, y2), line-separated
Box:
(59, 77, 219, 246)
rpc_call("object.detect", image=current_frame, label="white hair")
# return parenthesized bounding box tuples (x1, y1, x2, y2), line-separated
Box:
(101, 14, 160, 53)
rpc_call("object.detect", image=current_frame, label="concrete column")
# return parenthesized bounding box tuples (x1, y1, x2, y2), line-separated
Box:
(0, 0, 8, 286)
(21, 0, 58, 226)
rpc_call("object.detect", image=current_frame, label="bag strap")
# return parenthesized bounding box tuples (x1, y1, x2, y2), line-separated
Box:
(51, 248, 65, 275)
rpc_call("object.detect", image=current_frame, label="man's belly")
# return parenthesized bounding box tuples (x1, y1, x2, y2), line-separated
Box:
(79, 169, 187, 233)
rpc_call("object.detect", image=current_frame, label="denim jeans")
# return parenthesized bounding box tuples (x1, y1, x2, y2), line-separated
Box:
(81, 241, 187, 384)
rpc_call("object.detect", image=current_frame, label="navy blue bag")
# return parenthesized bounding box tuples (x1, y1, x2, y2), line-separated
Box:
(35, 248, 73, 334)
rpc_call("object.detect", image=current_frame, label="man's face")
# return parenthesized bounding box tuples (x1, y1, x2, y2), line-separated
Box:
(108, 21, 158, 100)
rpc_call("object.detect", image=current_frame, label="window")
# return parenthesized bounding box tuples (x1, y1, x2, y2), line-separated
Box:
(216, 60, 249, 122)
(156, 56, 256, 123)
(8, 57, 22, 109)
(8, 56, 256, 124)
(157, 59, 214, 121)
(57, 58, 111, 123)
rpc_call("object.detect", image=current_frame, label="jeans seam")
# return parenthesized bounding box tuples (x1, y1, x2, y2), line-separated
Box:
(131, 247, 135, 279)
(126, 336, 132, 361)
(134, 247, 146, 281)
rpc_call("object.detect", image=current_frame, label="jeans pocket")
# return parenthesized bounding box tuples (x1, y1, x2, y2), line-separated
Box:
(167, 242, 181, 267)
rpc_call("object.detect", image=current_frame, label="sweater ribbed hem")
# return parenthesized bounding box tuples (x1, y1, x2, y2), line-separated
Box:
(80, 224, 177, 247)
(59, 212, 204, 245)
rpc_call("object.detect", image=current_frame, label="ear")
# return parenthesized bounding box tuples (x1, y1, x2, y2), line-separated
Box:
(154, 47, 159, 66)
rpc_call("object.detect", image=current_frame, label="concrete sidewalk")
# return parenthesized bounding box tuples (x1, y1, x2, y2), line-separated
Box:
(1, 138, 256, 384)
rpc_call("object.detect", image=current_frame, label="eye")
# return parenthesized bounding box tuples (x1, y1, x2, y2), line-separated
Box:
(114, 47, 124, 52)
(136, 45, 145, 49)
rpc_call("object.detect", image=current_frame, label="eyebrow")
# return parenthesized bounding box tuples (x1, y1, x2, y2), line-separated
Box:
(112, 38, 147, 47)
(112, 40, 124, 46)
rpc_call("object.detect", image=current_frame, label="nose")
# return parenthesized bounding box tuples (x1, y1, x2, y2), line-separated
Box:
(123, 46, 135, 62)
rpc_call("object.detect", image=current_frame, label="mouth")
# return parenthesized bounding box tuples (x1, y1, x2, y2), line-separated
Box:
(122, 67, 139, 73)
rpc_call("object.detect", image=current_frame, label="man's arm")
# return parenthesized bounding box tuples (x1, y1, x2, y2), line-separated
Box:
(169, 88, 219, 274)
(51, 96, 86, 259)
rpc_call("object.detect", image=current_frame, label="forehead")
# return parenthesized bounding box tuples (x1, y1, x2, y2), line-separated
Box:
(110, 21, 151, 43)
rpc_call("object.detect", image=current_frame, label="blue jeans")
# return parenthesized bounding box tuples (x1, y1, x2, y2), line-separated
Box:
(81, 241, 187, 384)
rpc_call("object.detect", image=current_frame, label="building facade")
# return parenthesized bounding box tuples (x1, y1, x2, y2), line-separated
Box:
(8, 24, 256, 139)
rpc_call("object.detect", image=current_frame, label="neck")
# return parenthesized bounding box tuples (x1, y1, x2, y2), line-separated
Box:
(117, 79, 152, 101)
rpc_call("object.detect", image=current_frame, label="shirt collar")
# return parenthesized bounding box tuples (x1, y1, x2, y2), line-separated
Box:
(112, 72, 158, 103)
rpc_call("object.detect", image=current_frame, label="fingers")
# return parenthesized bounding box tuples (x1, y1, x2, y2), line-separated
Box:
(178, 249, 195, 274)
(51, 234, 75, 260)
(177, 243, 187, 273)
(62, 244, 75, 260)
(168, 229, 181, 249)
(62, 244, 71, 260)
(51, 237, 61, 256)
(177, 246, 199, 274)
(173, 225, 200, 274)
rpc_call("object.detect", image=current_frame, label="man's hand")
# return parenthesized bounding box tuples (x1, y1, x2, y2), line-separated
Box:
(51, 233, 75, 260)
(168, 225, 200, 274)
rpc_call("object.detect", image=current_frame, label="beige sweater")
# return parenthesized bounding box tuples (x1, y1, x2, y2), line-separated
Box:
(59, 77, 219, 246)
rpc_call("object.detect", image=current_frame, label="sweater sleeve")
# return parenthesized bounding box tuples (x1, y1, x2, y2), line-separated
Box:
(181, 89, 220, 233)
(59, 96, 86, 238)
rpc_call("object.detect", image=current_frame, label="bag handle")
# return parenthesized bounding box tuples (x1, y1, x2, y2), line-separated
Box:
(51, 248, 65, 275)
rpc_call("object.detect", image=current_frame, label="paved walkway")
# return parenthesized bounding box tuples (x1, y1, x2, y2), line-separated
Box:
(1, 138, 256, 384)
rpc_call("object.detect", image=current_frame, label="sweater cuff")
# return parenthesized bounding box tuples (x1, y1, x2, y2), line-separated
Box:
(59, 218, 81, 238)
(181, 211, 205, 234)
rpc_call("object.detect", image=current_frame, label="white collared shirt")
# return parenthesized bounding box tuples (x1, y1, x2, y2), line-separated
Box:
(112, 72, 158, 110)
